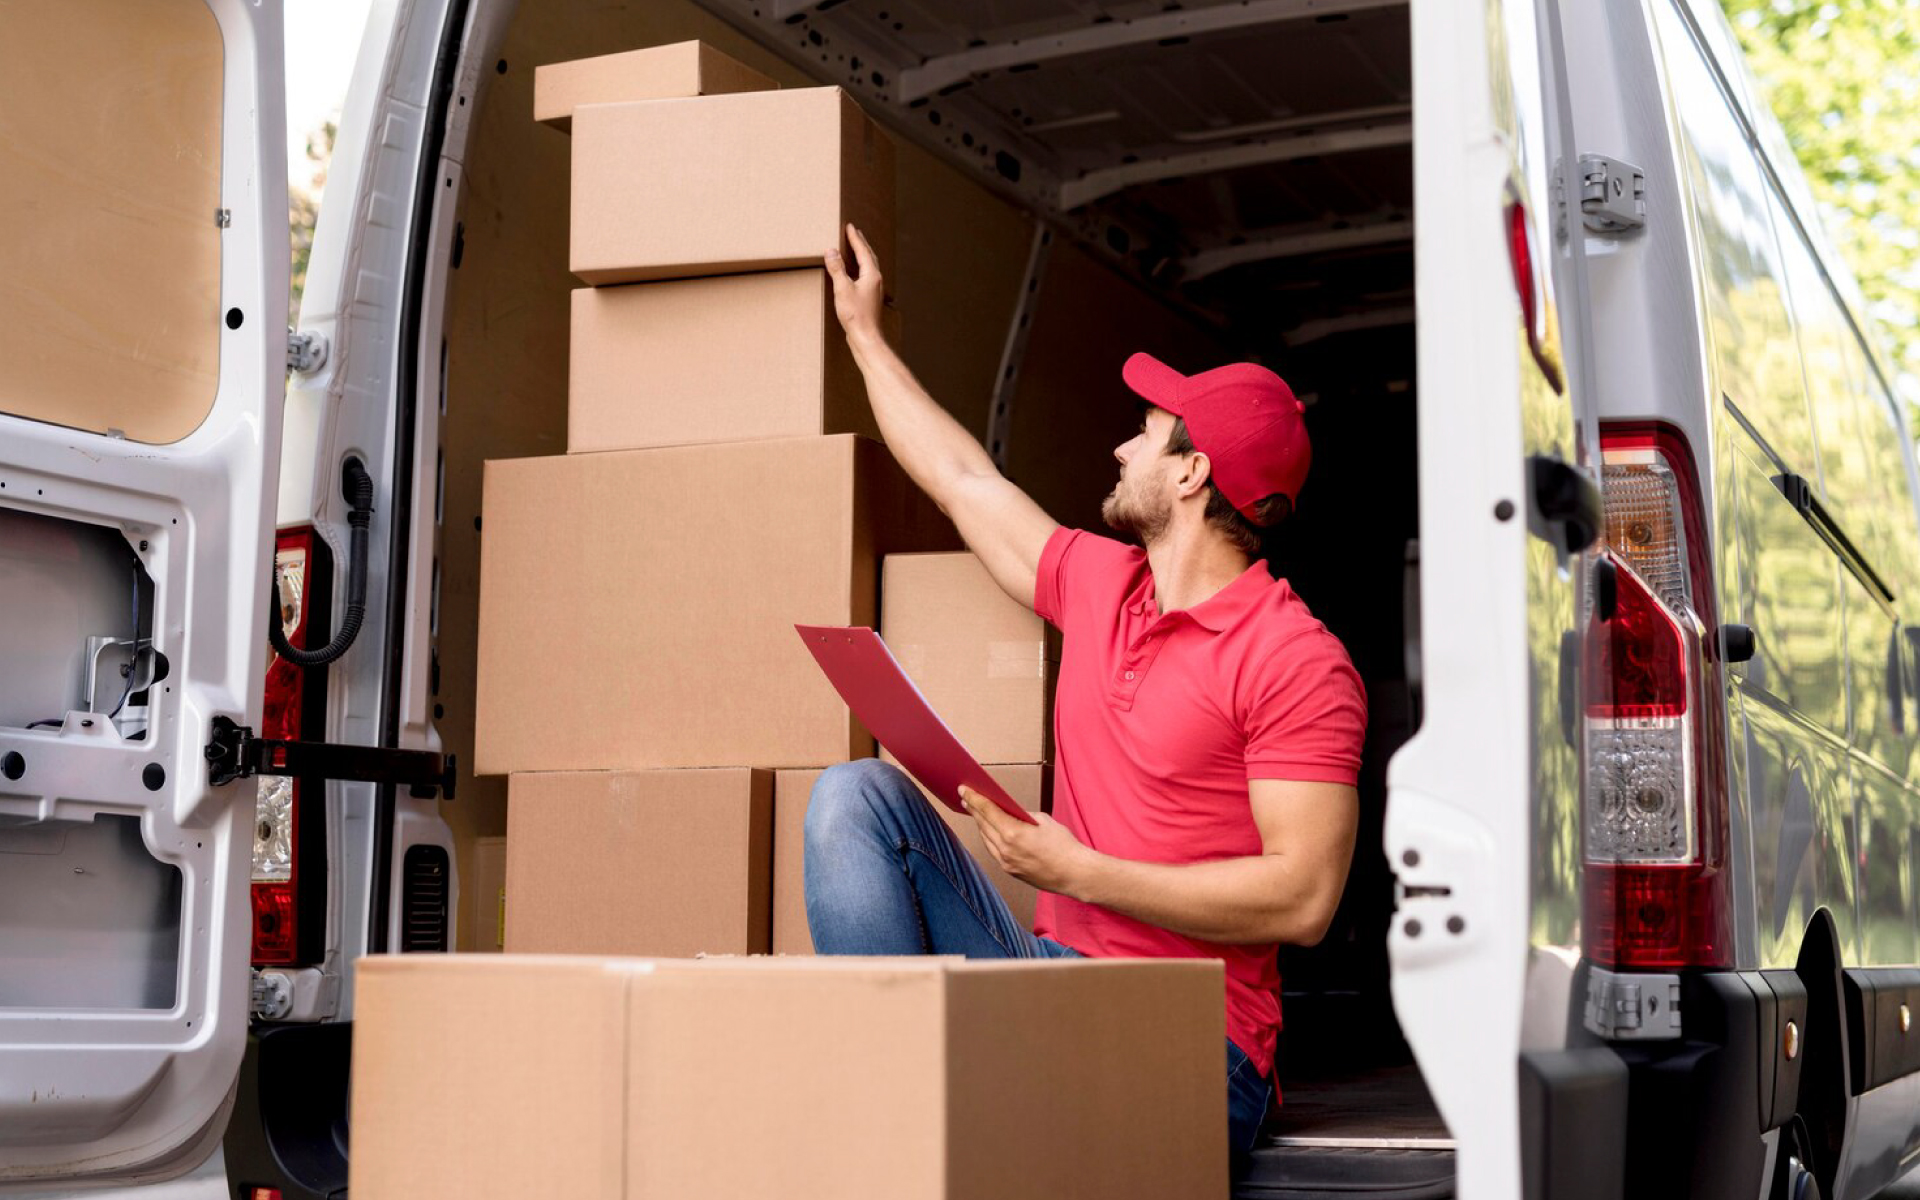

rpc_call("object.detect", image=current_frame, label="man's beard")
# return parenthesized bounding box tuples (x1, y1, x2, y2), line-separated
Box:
(1102, 476, 1171, 544)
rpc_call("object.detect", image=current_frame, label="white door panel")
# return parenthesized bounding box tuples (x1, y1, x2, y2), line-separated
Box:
(0, 0, 285, 1185)
(1390, 0, 1588, 1195)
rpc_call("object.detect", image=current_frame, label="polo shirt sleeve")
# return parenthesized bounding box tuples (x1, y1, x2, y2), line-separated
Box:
(1032, 526, 1099, 631)
(1243, 630, 1369, 786)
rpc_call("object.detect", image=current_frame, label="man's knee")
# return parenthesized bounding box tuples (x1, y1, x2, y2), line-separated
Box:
(806, 758, 917, 846)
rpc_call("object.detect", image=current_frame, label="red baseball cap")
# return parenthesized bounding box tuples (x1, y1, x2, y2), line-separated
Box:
(1121, 352, 1311, 517)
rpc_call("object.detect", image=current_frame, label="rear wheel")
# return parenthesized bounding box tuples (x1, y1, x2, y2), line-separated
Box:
(1772, 1117, 1823, 1200)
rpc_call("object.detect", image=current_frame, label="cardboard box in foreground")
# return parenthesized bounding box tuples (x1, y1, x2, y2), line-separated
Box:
(571, 86, 894, 285)
(772, 763, 1046, 955)
(880, 551, 1058, 766)
(505, 769, 772, 956)
(473, 435, 955, 775)
(350, 954, 1226, 1199)
(568, 270, 884, 454)
(534, 41, 775, 132)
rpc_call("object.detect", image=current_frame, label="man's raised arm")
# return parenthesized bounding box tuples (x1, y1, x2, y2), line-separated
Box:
(826, 225, 1058, 611)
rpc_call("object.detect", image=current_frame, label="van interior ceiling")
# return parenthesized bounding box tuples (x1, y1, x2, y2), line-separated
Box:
(440, 1, 1429, 1192)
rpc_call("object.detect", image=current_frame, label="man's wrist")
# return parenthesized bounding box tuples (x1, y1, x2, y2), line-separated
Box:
(1064, 845, 1110, 905)
(847, 322, 891, 357)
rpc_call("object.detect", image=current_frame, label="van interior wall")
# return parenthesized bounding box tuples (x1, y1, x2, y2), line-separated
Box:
(438, 0, 1418, 1007)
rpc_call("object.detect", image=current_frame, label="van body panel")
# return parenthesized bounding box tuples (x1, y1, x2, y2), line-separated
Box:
(0, 0, 288, 1185)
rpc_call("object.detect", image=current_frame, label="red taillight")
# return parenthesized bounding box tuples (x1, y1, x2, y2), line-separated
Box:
(251, 880, 298, 965)
(1586, 864, 1731, 971)
(1586, 564, 1688, 719)
(1504, 197, 1563, 391)
(1584, 425, 1730, 970)
(254, 527, 314, 968)
(247, 1189, 284, 1200)
(1505, 199, 1538, 339)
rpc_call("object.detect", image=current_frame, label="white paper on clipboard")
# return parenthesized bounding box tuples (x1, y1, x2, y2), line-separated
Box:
(795, 624, 1037, 824)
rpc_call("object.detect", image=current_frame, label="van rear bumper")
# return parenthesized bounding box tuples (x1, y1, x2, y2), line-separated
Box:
(1598, 970, 1806, 1200)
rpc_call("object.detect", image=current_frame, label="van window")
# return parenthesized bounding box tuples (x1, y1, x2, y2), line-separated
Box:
(0, 0, 223, 444)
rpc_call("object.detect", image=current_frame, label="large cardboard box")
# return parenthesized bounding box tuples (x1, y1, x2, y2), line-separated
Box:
(772, 763, 1047, 955)
(571, 87, 894, 285)
(466, 835, 508, 952)
(880, 552, 1058, 765)
(534, 41, 775, 132)
(505, 769, 772, 956)
(350, 954, 1226, 1199)
(568, 270, 884, 453)
(473, 435, 954, 775)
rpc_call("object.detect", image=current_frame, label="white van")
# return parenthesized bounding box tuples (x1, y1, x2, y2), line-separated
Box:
(5, 0, 1919, 1197)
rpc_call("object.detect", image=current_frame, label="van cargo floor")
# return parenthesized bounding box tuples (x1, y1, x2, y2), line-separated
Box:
(1236, 1064, 1454, 1199)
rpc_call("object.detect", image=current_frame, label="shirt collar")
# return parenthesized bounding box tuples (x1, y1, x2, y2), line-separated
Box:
(1134, 559, 1276, 633)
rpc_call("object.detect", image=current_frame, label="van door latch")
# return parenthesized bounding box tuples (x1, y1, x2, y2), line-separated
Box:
(1578, 154, 1647, 233)
(204, 715, 455, 799)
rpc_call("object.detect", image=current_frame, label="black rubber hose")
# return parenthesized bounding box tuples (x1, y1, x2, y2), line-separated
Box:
(269, 458, 373, 667)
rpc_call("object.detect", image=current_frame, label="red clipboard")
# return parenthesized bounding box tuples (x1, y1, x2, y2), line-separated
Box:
(796, 625, 1038, 824)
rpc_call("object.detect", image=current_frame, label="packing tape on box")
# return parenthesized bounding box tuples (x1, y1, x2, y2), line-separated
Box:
(989, 641, 1049, 679)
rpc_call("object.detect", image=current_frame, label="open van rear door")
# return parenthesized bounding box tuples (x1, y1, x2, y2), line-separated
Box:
(0, 0, 286, 1185)
(1388, 0, 1598, 1194)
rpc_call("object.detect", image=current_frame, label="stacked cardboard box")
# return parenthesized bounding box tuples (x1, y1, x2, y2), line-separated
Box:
(350, 954, 1227, 1199)
(478, 41, 945, 958)
(371, 40, 1224, 1197)
(771, 552, 1059, 952)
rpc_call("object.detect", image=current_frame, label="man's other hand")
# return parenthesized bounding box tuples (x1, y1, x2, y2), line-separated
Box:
(825, 223, 886, 345)
(962, 785, 1096, 896)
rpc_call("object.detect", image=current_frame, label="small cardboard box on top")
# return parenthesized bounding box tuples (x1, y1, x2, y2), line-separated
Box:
(571, 86, 894, 285)
(879, 551, 1059, 766)
(771, 763, 1046, 956)
(472, 434, 956, 775)
(568, 270, 895, 454)
(349, 954, 1227, 1200)
(504, 769, 772, 957)
(533, 41, 776, 132)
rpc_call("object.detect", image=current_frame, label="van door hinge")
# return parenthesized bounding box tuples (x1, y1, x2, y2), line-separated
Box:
(1584, 965, 1683, 1040)
(1578, 154, 1647, 233)
(287, 329, 330, 374)
(204, 715, 455, 799)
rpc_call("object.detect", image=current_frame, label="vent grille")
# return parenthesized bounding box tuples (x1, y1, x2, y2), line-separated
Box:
(400, 844, 450, 952)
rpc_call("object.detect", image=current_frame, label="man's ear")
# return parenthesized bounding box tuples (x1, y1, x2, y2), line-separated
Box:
(1176, 451, 1213, 500)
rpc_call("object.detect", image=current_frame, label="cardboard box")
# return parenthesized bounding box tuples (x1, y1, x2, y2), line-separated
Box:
(772, 763, 1047, 955)
(473, 435, 955, 775)
(505, 770, 772, 956)
(350, 954, 1226, 1199)
(571, 87, 894, 285)
(467, 835, 508, 952)
(534, 41, 775, 132)
(568, 270, 887, 453)
(880, 552, 1058, 765)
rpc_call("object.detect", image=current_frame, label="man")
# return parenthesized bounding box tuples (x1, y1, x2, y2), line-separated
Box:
(805, 225, 1366, 1167)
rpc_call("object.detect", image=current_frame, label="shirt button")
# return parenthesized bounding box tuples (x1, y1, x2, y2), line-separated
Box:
(1124, 670, 1136, 680)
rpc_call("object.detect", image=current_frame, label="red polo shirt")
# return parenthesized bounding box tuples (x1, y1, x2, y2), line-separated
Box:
(1031, 528, 1367, 1080)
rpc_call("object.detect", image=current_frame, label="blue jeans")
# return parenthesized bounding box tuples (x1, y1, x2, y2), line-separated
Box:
(803, 759, 1274, 1162)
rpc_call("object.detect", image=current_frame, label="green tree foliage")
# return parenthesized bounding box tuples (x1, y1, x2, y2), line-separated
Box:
(1720, 0, 1920, 397)
(289, 120, 336, 326)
